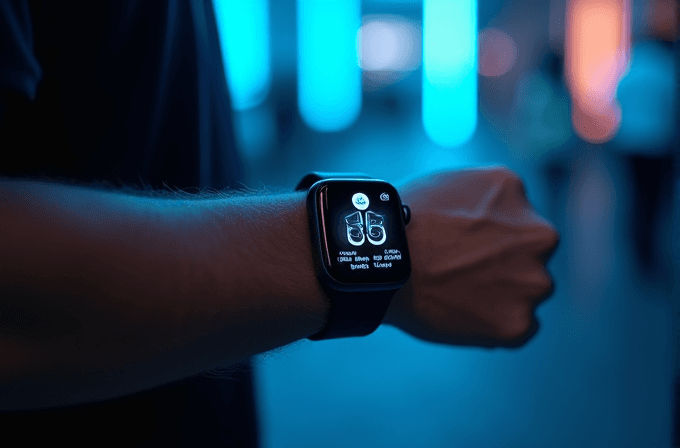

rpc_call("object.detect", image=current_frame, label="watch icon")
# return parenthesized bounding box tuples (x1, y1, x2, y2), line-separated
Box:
(352, 193, 369, 210)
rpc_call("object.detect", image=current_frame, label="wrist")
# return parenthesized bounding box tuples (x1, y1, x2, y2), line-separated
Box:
(383, 277, 411, 328)
(297, 175, 412, 340)
(199, 192, 330, 350)
(381, 199, 417, 330)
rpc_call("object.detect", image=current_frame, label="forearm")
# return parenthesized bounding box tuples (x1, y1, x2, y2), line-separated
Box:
(0, 180, 328, 410)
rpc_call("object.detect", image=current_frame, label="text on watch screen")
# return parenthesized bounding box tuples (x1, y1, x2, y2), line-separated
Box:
(317, 181, 410, 284)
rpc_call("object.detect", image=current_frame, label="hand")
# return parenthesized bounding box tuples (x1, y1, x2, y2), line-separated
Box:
(384, 167, 559, 348)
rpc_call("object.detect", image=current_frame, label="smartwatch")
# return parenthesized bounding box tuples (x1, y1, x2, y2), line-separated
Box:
(295, 172, 412, 341)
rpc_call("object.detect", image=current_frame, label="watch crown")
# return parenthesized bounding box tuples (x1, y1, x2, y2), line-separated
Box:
(402, 205, 411, 225)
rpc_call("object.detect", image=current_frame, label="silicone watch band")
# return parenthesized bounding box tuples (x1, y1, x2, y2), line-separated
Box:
(307, 288, 396, 341)
(295, 172, 371, 190)
(296, 172, 399, 341)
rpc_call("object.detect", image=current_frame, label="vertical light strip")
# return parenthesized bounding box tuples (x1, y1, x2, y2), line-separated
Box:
(566, 0, 630, 143)
(422, 0, 478, 147)
(213, 0, 271, 110)
(298, 0, 361, 132)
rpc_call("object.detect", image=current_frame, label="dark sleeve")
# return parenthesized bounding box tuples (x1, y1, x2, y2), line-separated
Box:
(0, 0, 42, 100)
(0, 0, 42, 130)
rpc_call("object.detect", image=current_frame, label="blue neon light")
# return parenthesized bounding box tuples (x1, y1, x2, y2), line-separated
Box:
(422, 0, 477, 147)
(213, 0, 271, 110)
(298, 0, 362, 132)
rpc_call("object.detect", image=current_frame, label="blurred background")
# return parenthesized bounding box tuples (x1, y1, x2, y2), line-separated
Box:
(214, 0, 679, 447)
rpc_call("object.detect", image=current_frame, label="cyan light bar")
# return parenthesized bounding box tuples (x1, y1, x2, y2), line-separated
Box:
(213, 0, 271, 110)
(422, 0, 478, 147)
(298, 0, 362, 132)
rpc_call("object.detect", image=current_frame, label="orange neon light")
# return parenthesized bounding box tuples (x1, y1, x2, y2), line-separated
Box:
(566, 0, 630, 143)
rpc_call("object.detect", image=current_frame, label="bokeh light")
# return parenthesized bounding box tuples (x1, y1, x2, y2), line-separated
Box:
(357, 15, 421, 73)
(478, 28, 518, 77)
(566, 0, 631, 144)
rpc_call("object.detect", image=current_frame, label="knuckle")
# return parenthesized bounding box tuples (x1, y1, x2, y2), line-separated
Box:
(546, 225, 559, 246)
(497, 169, 526, 198)
(535, 223, 559, 251)
(534, 273, 554, 295)
(497, 304, 532, 340)
(488, 165, 512, 176)
(541, 273, 554, 291)
(499, 320, 530, 341)
(493, 167, 522, 184)
(521, 267, 554, 297)
(531, 271, 555, 304)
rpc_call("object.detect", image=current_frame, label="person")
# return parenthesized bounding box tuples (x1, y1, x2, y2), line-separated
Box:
(0, 1, 559, 447)
(1, 1, 259, 446)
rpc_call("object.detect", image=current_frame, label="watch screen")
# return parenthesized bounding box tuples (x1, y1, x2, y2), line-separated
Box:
(316, 180, 411, 284)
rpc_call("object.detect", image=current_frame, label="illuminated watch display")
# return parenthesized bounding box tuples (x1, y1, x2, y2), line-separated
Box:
(313, 180, 411, 284)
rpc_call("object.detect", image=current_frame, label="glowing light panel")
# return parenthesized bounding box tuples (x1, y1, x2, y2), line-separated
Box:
(422, 0, 477, 148)
(358, 16, 421, 72)
(566, 0, 630, 143)
(214, 0, 271, 110)
(298, 0, 361, 132)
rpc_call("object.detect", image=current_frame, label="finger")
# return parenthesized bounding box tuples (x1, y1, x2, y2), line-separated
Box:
(502, 315, 540, 349)
(540, 237, 559, 264)
(533, 270, 556, 306)
(503, 168, 529, 204)
(500, 170, 530, 209)
(526, 213, 560, 263)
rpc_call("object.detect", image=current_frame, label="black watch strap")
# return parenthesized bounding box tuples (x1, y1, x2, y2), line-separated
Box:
(295, 172, 371, 191)
(307, 288, 396, 340)
(296, 172, 398, 341)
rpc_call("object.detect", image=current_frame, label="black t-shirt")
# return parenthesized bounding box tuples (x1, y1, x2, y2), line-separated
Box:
(0, 1, 259, 446)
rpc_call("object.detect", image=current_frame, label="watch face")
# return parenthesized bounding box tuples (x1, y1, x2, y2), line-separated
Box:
(315, 180, 411, 285)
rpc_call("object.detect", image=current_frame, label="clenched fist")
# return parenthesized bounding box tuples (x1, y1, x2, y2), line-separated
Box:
(384, 167, 559, 348)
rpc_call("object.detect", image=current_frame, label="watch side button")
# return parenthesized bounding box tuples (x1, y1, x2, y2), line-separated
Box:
(402, 205, 411, 225)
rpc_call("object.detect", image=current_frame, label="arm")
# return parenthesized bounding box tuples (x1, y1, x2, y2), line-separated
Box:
(0, 179, 329, 411)
(0, 167, 559, 411)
